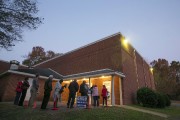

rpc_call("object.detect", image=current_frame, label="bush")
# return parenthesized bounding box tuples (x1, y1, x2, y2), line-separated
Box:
(137, 87, 158, 108)
(156, 93, 166, 108)
(164, 94, 171, 106)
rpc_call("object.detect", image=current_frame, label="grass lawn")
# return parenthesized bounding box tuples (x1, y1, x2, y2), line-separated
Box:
(129, 104, 180, 120)
(0, 102, 167, 120)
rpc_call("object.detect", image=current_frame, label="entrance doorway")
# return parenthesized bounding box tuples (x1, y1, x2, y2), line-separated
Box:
(103, 81, 111, 105)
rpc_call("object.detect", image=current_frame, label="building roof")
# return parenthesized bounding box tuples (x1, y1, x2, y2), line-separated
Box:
(63, 68, 125, 80)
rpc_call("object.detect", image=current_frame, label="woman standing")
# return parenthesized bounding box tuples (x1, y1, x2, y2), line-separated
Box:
(92, 85, 99, 107)
(53, 79, 63, 109)
(18, 77, 30, 106)
(101, 85, 107, 107)
(28, 74, 39, 108)
(14, 81, 23, 105)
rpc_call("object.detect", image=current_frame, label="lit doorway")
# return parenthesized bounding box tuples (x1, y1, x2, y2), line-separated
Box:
(103, 81, 111, 105)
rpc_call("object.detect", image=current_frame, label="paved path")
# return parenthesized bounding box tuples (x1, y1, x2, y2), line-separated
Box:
(118, 105, 169, 118)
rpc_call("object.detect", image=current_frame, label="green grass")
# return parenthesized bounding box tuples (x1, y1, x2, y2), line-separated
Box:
(129, 104, 180, 120)
(0, 102, 169, 120)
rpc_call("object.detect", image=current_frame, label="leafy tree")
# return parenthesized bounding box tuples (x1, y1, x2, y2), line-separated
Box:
(0, 0, 42, 50)
(22, 46, 61, 66)
(169, 61, 180, 99)
(151, 59, 180, 100)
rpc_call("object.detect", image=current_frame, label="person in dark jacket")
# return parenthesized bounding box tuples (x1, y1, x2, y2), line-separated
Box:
(79, 81, 88, 96)
(67, 79, 79, 108)
(79, 80, 89, 107)
(41, 75, 53, 109)
(18, 77, 30, 106)
(14, 81, 23, 105)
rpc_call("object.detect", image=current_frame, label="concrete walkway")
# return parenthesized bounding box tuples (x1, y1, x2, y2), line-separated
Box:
(118, 105, 169, 118)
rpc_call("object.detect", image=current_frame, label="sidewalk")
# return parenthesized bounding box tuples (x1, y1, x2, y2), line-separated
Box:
(118, 105, 169, 118)
(171, 100, 180, 107)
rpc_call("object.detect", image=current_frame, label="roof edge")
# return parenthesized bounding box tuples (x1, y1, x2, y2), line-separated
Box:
(7, 70, 60, 81)
(63, 68, 125, 80)
(33, 32, 122, 67)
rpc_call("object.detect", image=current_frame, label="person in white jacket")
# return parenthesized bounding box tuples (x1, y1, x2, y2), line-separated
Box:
(53, 79, 63, 108)
(92, 85, 99, 107)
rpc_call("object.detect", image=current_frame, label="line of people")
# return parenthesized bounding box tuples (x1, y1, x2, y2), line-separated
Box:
(14, 75, 109, 109)
(69, 80, 109, 108)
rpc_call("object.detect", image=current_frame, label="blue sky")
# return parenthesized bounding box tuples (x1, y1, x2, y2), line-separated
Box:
(0, 0, 180, 64)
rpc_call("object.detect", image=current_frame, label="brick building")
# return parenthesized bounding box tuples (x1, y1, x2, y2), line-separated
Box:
(0, 32, 155, 105)
(34, 32, 155, 105)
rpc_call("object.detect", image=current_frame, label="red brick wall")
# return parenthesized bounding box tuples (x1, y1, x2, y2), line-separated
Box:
(136, 52, 146, 88)
(121, 49, 138, 104)
(0, 61, 10, 74)
(35, 35, 122, 75)
(1, 74, 26, 101)
(0, 73, 51, 102)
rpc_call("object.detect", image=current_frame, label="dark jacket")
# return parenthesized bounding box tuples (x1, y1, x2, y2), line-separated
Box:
(21, 80, 30, 90)
(79, 83, 88, 95)
(68, 81, 79, 94)
(44, 78, 52, 93)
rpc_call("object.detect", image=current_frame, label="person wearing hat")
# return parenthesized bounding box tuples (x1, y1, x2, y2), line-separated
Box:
(53, 79, 64, 109)
(41, 75, 53, 109)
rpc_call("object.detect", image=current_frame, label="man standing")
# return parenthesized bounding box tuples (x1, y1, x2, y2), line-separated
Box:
(41, 75, 53, 109)
(67, 79, 79, 108)
(79, 81, 89, 107)
(28, 74, 39, 108)
(79, 81, 88, 96)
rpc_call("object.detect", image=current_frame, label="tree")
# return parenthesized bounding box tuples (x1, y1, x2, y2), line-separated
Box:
(22, 46, 61, 66)
(150, 59, 172, 95)
(0, 0, 42, 50)
(151, 59, 180, 100)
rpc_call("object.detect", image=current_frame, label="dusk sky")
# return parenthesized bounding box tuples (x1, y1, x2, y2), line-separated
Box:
(0, 0, 180, 64)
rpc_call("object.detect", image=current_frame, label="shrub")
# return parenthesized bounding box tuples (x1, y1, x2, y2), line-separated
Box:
(156, 93, 166, 108)
(164, 94, 171, 106)
(137, 87, 158, 108)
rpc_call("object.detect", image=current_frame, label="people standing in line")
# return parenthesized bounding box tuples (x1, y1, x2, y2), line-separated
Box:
(90, 85, 94, 105)
(67, 79, 79, 109)
(79, 80, 89, 107)
(14, 80, 23, 105)
(41, 75, 53, 109)
(18, 77, 30, 106)
(101, 85, 108, 107)
(92, 85, 99, 107)
(28, 74, 39, 108)
(53, 79, 63, 108)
